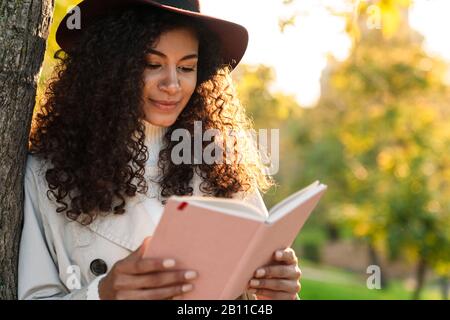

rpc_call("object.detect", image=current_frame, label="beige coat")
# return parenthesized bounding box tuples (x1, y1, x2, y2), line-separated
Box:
(18, 154, 266, 300)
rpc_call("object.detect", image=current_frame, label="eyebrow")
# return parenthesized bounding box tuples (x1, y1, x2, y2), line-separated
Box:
(147, 49, 198, 61)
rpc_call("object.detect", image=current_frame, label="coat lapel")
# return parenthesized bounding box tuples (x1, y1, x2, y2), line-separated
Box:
(86, 194, 165, 252)
(85, 170, 202, 252)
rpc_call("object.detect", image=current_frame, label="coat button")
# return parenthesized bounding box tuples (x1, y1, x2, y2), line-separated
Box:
(90, 259, 108, 276)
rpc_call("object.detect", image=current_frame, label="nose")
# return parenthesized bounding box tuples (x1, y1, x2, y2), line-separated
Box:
(158, 66, 181, 94)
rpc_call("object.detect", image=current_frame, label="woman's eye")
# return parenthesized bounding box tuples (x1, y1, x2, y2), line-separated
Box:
(179, 66, 196, 73)
(146, 64, 195, 72)
(146, 64, 160, 69)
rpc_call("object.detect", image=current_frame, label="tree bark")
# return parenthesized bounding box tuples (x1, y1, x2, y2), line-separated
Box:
(412, 257, 427, 300)
(0, 0, 53, 299)
(439, 276, 448, 300)
(368, 243, 388, 288)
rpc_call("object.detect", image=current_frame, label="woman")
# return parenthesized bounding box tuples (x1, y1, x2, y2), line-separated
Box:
(19, 0, 301, 300)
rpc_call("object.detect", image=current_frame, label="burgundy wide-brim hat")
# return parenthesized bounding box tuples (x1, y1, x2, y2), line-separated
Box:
(56, 0, 249, 70)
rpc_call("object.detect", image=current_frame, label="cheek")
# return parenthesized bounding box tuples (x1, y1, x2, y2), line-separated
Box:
(183, 76, 197, 99)
(142, 73, 157, 92)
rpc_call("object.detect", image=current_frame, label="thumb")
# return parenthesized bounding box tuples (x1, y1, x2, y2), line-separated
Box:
(134, 236, 152, 259)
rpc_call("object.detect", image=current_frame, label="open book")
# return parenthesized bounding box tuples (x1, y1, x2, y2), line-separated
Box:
(143, 181, 327, 300)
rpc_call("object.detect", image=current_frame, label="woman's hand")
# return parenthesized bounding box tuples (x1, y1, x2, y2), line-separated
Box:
(246, 247, 301, 300)
(98, 237, 198, 300)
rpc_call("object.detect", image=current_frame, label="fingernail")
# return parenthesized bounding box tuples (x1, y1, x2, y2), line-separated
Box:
(250, 279, 260, 287)
(276, 251, 283, 259)
(163, 259, 176, 268)
(255, 268, 265, 277)
(184, 271, 198, 280)
(247, 288, 257, 294)
(182, 284, 193, 292)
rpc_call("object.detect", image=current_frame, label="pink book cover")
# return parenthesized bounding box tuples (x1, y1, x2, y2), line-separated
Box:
(143, 183, 327, 300)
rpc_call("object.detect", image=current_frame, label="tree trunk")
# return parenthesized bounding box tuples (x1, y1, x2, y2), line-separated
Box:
(0, 0, 53, 299)
(439, 277, 448, 300)
(368, 243, 388, 288)
(412, 257, 427, 300)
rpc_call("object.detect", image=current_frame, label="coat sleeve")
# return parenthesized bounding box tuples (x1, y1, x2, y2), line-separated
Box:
(18, 155, 101, 300)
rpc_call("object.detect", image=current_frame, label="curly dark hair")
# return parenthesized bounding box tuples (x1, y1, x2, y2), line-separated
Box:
(29, 6, 274, 225)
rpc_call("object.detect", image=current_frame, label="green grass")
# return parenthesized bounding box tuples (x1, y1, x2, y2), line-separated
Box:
(300, 278, 409, 300)
(298, 260, 442, 300)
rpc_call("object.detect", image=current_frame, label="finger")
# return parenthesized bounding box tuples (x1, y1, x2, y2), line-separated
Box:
(139, 236, 153, 256)
(254, 264, 301, 280)
(116, 257, 177, 275)
(128, 236, 152, 260)
(246, 288, 298, 300)
(274, 248, 298, 265)
(116, 283, 194, 300)
(114, 270, 198, 290)
(248, 278, 301, 294)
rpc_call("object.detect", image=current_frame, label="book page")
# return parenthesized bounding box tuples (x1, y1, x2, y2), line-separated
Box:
(268, 181, 320, 216)
(172, 196, 266, 222)
(267, 182, 326, 223)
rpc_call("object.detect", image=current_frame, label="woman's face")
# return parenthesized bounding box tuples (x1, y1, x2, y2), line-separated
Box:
(141, 27, 199, 127)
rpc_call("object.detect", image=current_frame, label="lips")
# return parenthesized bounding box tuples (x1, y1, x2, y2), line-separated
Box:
(149, 99, 180, 111)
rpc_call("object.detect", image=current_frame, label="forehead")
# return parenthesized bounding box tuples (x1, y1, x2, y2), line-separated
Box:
(150, 27, 199, 55)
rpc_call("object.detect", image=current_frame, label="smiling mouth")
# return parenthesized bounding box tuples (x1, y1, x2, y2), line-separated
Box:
(149, 99, 180, 111)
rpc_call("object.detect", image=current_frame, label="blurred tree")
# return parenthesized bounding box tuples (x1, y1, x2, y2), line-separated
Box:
(283, 0, 450, 299)
(233, 64, 332, 261)
(233, 64, 305, 207)
(279, 0, 413, 40)
(0, 0, 54, 299)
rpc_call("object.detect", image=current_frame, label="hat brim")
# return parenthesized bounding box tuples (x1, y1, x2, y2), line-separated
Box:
(56, 0, 248, 70)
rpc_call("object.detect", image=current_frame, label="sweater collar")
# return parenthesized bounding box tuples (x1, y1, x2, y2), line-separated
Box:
(141, 119, 167, 146)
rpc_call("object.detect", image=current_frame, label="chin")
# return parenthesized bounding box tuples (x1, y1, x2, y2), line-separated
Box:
(144, 103, 185, 128)
(144, 115, 177, 128)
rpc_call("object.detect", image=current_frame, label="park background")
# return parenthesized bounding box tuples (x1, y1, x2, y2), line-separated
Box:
(35, 0, 450, 299)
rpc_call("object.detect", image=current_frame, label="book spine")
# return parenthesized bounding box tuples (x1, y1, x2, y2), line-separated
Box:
(219, 223, 265, 299)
